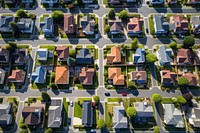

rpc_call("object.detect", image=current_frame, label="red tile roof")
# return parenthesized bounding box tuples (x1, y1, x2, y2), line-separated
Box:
(183, 73, 197, 86)
(108, 67, 124, 85)
(8, 70, 25, 82)
(79, 67, 95, 85)
(55, 66, 69, 84)
(107, 46, 121, 63)
(127, 17, 143, 33)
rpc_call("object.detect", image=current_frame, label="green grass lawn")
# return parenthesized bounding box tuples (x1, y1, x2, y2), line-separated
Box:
(17, 45, 29, 49)
(126, 50, 134, 62)
(149, 16, 155, 35)
(127, 66, 136, 73)
(162, 98, 173, 104)
(74, 102, 82, 118)
(63, 98, 69, 126)
(107, 98, 120, 102)
(40, 45, 55, 51)
(40, 14, 50, 22)
(105, 103, 113, 130)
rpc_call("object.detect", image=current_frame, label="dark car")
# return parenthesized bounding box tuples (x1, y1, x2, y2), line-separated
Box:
(122, 92, 127, 96)
(146, 28, 149, 33)
(68, 118, 71, 126)
(105, 92, 110, 96)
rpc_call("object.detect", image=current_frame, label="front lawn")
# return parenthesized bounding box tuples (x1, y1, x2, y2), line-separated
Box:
(40, 45, 55, 51)
(126, 50, 134, 62)
(74, 102, 82, 118)
(63, 98, 69, 126)
(149, 16, 155, 35)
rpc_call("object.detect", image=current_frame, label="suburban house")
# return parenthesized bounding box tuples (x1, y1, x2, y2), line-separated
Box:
(157, 46, 173, 66)
(22, 106, 44, 126)
(82, 0, 93, 4)
(130, 71, 147, 85)
(133, 48, 145, 64)
(4, 0, 16, 4)
(107, 46, 121, 64)
(12, 49, 28, 65)
(31, 66, 47, 84)
(191, 16, 200, 35)
(177, 49, 192, 65)
(55, 66, 69, 85)
(188, 0, 200, 4)
(37, 48, 48, 62)
(167, 0, 177, 4)
(41, 0, 58, 7)
(8, 70, 25, 83)
(56, 46, 69, 61)
(183, 73, 197, 86)
(113, 106, 128, 129)
(79, 67, 95, 85)
(76, 48, 93, 64)
(0, 68, 6, 84)
(0, 16, 15, 33)
(150, 0, 164, 5)
(134, 102, 154, 123)
(0, 48, 10, 63)
(0, 102, 13, 126)
(160, 70, 177, 86)
(41, 17, 54, 37)
(82, 100, 94, 127)
(17, 18, 34, 33)
(127, 17, 143, 36)
(64, 15, 76, 34)
(153, 14, 169, 35)
(170, 15, 189, 34)
(108, 67, 124, 85)
(48, 98, 63, 128)
(109, 20, 122, 35)
(162, 104, 185, 128)
(80, 16, 95, 35)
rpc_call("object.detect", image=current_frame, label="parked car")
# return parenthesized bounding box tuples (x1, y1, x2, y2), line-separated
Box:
(68, 117, 71, 126)
(27, 73, 31, 79)
(91, 129, 97, 132)
(105, 92, 110, 96)
(146, 28, 149, 33)
(70, 101, 73, 107)
(121, 92, 127, 96)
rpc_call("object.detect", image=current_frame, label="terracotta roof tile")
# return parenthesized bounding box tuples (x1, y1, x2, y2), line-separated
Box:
(107, 46, 121, 63)
(55, 66, 69, 84)
(108, 67, 124, 85)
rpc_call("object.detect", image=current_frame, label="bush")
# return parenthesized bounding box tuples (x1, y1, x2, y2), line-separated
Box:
(93, 95, 100, 105)
(183, 36, 195, 48)
(69, 49, 76, 57)
(131, 38, 138, 50)
(19, 124, 28, 129)
(52, 11, 64, 24)
(45, 128, 53, 133)
(50, 72, 55, 79)
(178, 77, 189, 86)
(119, 10, 128, 19)
(41, 91, 51, 102)
(169, 42, 177, 49)
(177, 95, 187, 104)
(16, 9, 27, 18)
(97, 119, 106, 129)
(152, 94, 162, 102)
(126, 107, 137, 118)
(104, 25, 110, 33)
(154, 126, 160, 133)
(171, 97, 178, 103)
(128, 81, 137, 89)
(108, 8, 115, 19)
(146, 53, 157, 64)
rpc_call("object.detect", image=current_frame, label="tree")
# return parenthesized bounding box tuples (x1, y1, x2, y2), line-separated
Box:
(119, 10, 128, 19)
(127, 107, 137, 118)
(177, 95, 187, 104)
(45, 128, 53, 133)
(146, 53, 157, 64)
(128, 81, 137, 89)
(41, 91, 51, 102)
(93, 95, 100, 105)
(52, 11, 64, 24)
(183, 36, 195, 48)
(50, 72, 55, 79)
(69, 49, 76, 57)
(67, 57, 76, 66)
(169, 42, 177, 49)
(16, 9, 27, 18)
(97, 118, 106, 129)
(131, 38, 138, 50)
(104, 25, 110, 33)
(178, 77, 189, 86)
(154, 126, 160, 133)
(152, 94, 162, 103)
(108, 8, 115, 19)
(171, 97, 178, 103)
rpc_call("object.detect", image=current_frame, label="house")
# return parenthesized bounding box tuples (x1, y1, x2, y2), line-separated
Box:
(150, 0, 164, 5)
(130, 71, 147, 85)
(0, 16, 15, 33)
(127, 17, 144, 36)
(0, 48, 10, 63)
(191, 16, 200, 35)
(183, 73, 197, 86)
(170, 15, 189, 33)
(113, 106, 128, 129)
(162, 104, 184, 128)
(48, 98, 63, 128)
(109, 20, 122, 34)
(41, 0, 58, 7)
(8, 70, 25, 83)
(0, 69, 6, 84)
(80, 16, 95, 35)
(177, 49, 192, 65)
(134, 102, 153, 122)
(107, 46, 121, 64)
(22, 106, 43, 126)
(56, 46, 69, 61)
(4, 0, 16, 4)
(157, 46, 173, 66)
(64, 15, 76, 34)
(82, 100, 94, 127)
(76, 48, 93, 64)
(37, 48, 48, 62)
(188, 0, 200, 4)
(160, 70, 177, 86)
(82, 0, 93, 4)
(0, 103, 12, 126)
(107, 0, 120, 4)
(79, 67, 95, 85)
(17, 18, 34, 33)
(55, 66, 69, 85)
(32, 66, 47, 83)
(133, 48, 145, 64)
(41, 17, 54, 37)
(13, 49, 28, 65)
(153, 14, 169, 35)
(167, 0, 177, 4)
(108, 67, 124, 85)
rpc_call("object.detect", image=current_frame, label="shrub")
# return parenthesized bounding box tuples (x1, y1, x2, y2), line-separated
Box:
(104, 25, 110, 33)
(152, 94, 162, 102)
(154, 126, 160, 133)
(119, 10, 128, 19)
(178, 77, 189, 86)
(146, 53, 157, 64)
(183, 36, 195, 48)
(16, 9, 27, 18)
(171, 97, 178, 103)
(45, 128, 53, 133)
(97, 119, 106, 129)
(169, 42, 177, 49)
(177, 95, 187, 104)
(93, 95, 100, 105)
(131, 38, 138, 50)
(69, 49, 76, 57)
(126, 107, 137, 118)
(108, 8, 115, 19)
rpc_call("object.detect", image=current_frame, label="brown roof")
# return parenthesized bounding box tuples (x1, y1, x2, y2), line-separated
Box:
(79, 67, 95, 85)
(8, 70, 25, 82)
(131, 71, 147, 81)
(109, 20, 122, 32)
(108, 67, 124, 85)
(183, 73, 197, 86)
(171, 15, 188, 32)
(177, 49, 192, 65)
(127, 17, 144, 33)
(55, 66, 69, 84)
(64, 15, 76, 34)
(107, 46, 121, 63)
(161, 70, 177, 84)
(56, 46, 69, 60)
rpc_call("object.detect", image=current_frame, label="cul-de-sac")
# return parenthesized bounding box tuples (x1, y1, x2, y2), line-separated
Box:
(0, 0, 200, 132)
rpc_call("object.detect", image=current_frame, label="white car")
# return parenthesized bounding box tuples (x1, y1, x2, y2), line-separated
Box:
(70, 101, 73, 107)
(27, 73, 31, 79)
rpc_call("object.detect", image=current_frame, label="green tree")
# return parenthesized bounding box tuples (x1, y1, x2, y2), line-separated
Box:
(177, 95, 187, 104)
(67, 57, 76, 66)
(131, 38, 138, 50)
(171, 97, 178, 103)
(154, 126, 160, 133)
(41, 91, 51, 102)
(146, 53, 157, 64)
(16, 9, 28, 18)
(152, 94, 162, 103)
(178, 77, 189, 86)
(52, 11, 64, 24)
(50, 72, 55, 79)
(108, 8, 115, 19)
(97, 118, 106, 129)
(126, 107, 137, 118)
(45, 128, 53, 133)
(169, 42, 177, 50)
(119, 10, 128, 19)
(93, 95, 100, 105)
(128, 81, 137, 89)
(183, 36, 195, 48)
(69, 49, 76, 57)
(104, 25, 110, 33)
